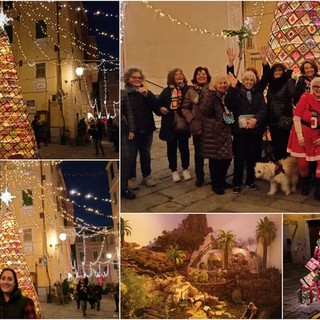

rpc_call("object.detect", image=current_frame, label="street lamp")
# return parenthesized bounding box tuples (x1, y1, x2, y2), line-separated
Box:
(75, 67, 84, 77)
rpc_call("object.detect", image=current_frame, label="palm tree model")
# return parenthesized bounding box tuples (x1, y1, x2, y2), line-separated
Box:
(217, 229, 236, 270)
(120, 217, 133, 247)
(256, 216, 277, 269)
(167, 244, 186, 271)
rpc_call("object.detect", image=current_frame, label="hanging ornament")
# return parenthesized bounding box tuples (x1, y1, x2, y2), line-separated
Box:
(0, 187, 16, 207)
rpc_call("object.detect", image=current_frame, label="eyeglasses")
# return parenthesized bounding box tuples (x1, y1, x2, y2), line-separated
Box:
(313, 85, 320, 89)
(130, 76, 142, 80)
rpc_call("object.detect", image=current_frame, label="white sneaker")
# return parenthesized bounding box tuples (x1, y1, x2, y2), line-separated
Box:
(183, 169, 191, 181)
(172, 171, 181, 183)
(142, 176, 156, 187)
(128, 178, 139, 190)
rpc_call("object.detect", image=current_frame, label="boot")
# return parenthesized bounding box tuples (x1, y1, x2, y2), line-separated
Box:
(314, 179, 320, 200)
(300, 176, 310, 196)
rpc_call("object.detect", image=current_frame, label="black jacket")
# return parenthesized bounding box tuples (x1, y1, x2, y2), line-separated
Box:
(0, 289, 35, 319)
(125, 87, 160, 135)
(225, 84, 267, 135)
(121, 89, 136, 134)
(266, 71, 295, 126)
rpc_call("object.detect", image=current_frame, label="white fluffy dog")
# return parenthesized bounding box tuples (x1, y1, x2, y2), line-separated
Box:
(254, 156, 299, 196)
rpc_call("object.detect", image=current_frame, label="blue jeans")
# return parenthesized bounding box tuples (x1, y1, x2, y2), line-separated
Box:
(129, 132, 153, 179)
(121, 130, 135, 189)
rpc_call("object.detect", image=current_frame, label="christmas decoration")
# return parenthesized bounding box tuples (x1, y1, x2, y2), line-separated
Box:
(297, 233, 320, 305)
(0, 10, 37, 159)
(0, 196, 42, 317)
(266, 1, 320, 76)
(0, 187, 16, 207)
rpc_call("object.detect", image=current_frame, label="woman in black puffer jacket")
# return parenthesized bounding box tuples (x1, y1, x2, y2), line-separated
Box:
(266, 63, 295, 161)
(200, 73, 233, 195)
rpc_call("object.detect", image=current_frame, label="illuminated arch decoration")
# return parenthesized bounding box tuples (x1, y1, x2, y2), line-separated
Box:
(266, 1, 320, 76)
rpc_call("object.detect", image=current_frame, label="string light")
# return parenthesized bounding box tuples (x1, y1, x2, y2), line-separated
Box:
(142, 1, 226, 39)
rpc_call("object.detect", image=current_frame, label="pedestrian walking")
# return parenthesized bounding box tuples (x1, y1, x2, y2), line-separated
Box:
(54, 280, 64, 305)
(93, 119, 105, 157)
(76, 277, 88, 317)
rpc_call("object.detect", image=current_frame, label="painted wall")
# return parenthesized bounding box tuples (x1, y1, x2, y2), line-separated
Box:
(122, 1, 277, 94)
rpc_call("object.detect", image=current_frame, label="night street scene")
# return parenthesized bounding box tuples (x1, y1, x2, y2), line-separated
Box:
(0, 160, 119, 318)
(0, 1, 119, 159)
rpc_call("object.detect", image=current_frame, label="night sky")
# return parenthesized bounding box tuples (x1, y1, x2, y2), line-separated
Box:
(82, 1, 119, 68)
(60, 161, 114, 228)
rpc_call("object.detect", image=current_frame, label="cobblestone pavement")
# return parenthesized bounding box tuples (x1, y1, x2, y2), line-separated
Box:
(122, 129, 320, 213)
(283, 263, 320, 319)
(37, 140, 119, 160)
(40, 295, 119, 319)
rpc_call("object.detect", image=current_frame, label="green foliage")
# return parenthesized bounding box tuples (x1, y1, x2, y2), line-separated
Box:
(217, 229, 236, 270)
(256, 216, 277, 269)
(232, 288, 243, 304)
(120, 217, 133, 246)
(121, 268, 152, 318)
(167, 244, 186, 268)
(223, 26, 252, 44)
(198, 269, 208, 282)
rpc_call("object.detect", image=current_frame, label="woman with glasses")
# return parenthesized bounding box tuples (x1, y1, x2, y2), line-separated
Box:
(123, 67, 160, 190)
(265, 63, 295, 161)
(287, 78, 320, 199)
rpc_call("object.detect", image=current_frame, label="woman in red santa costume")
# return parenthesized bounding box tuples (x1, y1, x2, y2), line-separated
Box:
(287, 77, 320, 200)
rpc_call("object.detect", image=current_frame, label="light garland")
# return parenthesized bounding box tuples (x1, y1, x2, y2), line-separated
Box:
(10, 3, 118, 71)
(244, 1, 265, 36)
(2, 161, 116, 238)
(142, 1, 226, 38)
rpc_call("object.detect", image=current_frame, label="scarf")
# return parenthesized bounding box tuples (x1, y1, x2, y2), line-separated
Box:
(125, 85, 147, 97)
(169, 84, 184, 109)
(193, 84, 205, 104)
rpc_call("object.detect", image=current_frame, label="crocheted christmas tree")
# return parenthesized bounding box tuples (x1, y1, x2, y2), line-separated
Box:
(0, 203, 42, 318)
(0, 26, 38, 158)
(266, 1, 320, 76)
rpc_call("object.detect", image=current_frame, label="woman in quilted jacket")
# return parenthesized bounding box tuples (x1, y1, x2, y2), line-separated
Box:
(182, 66, 211, 187)
(199, 73, 233, 195)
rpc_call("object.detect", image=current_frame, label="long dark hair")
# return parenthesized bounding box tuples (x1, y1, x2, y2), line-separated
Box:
(0, 268, 19, 295)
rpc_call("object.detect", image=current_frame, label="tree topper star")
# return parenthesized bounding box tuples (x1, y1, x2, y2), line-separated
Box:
(0, 10, 12, 30)
(1, 188, 16, 207)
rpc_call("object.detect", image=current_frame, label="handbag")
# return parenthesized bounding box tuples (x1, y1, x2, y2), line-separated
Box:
(174, 110, 189, 133)
(278, 116, 293, 130)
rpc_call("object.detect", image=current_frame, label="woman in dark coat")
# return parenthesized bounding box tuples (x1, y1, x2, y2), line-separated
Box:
(123, 67, 160, 189)
(182, 66, 211, 186)
(200, 73, 233, 195)
(158, 68, 191, 183)
(0, 268, 36, 319)
(266, 63, 295, 161)
(294, 60, 319, 106)
(121, 89, 136, 200)
(225, 71, 267, 194)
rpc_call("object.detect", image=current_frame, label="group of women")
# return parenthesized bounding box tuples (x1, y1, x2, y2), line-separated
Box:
(121, 50, 320, 200)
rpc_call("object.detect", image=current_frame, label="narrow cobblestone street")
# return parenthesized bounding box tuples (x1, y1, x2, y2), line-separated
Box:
(37, 140, 118, 160)
(40, 294, 118, 319)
